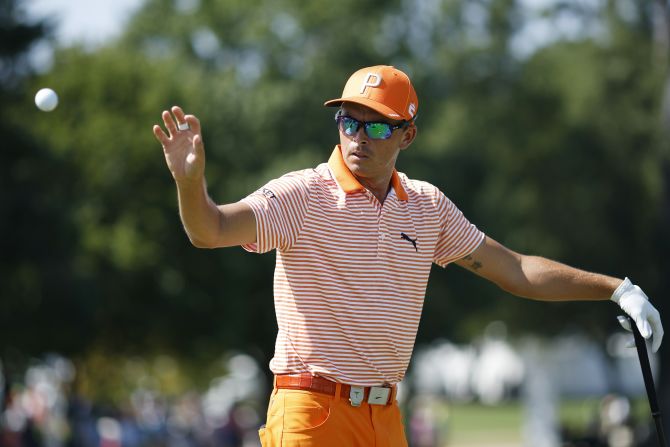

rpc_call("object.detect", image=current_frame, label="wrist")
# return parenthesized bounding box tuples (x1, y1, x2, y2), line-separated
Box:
(175, 175, 206, 190)
(611, 277, 633, 303)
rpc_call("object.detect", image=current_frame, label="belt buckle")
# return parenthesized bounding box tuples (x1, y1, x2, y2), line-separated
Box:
(349, 386, 364, 407)
(367, 386, 391, 405)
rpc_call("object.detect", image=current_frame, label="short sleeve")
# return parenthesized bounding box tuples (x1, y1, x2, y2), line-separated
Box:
(433, 192, 485, 267)
(240, 171, 311, 253)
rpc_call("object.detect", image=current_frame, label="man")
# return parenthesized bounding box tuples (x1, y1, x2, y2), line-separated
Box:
(153, 65, 663, 447)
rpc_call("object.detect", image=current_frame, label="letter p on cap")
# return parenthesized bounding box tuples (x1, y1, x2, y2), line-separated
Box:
(360, 73, 382, 94)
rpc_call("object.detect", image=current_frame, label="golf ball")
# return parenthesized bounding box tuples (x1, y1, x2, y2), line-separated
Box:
(35, 88, 58, 112)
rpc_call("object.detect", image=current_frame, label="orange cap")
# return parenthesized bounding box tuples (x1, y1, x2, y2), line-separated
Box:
(324, 65, 418, 122)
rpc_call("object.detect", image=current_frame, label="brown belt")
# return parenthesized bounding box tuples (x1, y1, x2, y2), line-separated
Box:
(274, 373, 396, 406)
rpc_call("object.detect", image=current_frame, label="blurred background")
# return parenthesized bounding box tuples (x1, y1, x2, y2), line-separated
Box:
(2, 0, 669, 446)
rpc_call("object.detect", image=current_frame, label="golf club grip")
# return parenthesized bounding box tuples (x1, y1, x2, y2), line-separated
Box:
(627, 316, 668, 446)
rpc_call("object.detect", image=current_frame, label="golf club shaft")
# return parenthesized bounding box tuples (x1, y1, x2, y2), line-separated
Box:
(628, 316, 668, 446)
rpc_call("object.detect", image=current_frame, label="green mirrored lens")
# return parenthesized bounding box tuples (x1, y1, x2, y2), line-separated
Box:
(366, 123, 392, 139)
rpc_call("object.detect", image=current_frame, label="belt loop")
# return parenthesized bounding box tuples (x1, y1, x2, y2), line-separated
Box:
(272, 375, 279, 396)
(334, 382, 342, 405)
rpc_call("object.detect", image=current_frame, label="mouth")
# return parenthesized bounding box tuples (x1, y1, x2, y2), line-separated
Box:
(348, 148, 369, 159)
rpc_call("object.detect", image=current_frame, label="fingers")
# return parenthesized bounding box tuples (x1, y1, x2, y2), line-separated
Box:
(616, 316, 636, 348)
(153, 124, 169, 146)
(185, 114, 201, 135)
(617, 313, 649, 339)
(639, 302, 664, 352)
(615, 289, 663, 352)
(650, 313, 664, 353)
(617, 315, 632, 332)
(171, 106, 189, 130)
(617, 314, 662, 352)
(161, 110, 178, 137)
(154, 106, 201, 146)
(157, 106, 190, 137)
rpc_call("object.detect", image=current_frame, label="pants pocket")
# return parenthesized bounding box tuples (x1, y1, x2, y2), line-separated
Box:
(258, 426, 267, 446)
(281, 390, 332, 433)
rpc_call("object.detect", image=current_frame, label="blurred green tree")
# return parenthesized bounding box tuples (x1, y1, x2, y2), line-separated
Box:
(0, 0, 85, 358)
(2, 0, 667, 403)
(416, 0, 668, 343)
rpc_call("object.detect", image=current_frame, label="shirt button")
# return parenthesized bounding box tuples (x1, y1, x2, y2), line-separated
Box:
(380, 234, 386, 240)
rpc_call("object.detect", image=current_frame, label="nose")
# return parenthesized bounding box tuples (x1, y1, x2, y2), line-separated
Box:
(352, 126, 369, 145)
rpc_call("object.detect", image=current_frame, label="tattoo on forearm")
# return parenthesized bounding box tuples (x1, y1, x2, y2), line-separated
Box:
(463, 255, 483, 271)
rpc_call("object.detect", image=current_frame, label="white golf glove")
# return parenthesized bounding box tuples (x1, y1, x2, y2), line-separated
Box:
(612, 277, 664, 352)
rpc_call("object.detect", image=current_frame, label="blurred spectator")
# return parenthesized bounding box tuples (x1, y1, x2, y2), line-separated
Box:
(0, 354, 265, 447)
(407, 395, 441, 447)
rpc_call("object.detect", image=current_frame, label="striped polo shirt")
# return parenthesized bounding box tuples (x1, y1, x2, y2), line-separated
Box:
(241, 146, 484, 386)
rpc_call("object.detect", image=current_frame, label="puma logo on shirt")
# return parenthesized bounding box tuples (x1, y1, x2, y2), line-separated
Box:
(400, 232, 418, 252)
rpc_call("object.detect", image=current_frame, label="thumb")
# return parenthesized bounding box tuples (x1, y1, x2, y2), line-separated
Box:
(184, 134, 205, 171)
(187, 134, 205, 163)
(193, 134, 205, 156)
(635, 317, 652, 340)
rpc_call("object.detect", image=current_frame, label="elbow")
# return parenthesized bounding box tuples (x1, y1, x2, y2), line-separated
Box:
(497, 278, 532, 298)
(494, 275, 524, 296)
(190, 239, 209, 249)
(492, 261, 534, 298)
(187, 234, 217, 249)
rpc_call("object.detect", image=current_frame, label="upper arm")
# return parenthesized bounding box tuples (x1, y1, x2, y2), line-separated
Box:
(239, 172, 311, 253)
(454, 236, 525, 291)
(210, 201, 257, 248)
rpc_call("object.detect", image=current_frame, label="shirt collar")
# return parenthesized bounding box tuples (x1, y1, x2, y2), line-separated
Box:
(327, 145, 409, 202)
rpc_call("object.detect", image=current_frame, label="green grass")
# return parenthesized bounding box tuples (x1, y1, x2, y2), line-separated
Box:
(559, 397, 652, 432)
(414, 397, 649, 447)
(447, 401, 523, 446)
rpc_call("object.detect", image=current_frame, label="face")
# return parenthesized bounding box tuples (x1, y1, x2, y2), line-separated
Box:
(337, 103, 417, 182)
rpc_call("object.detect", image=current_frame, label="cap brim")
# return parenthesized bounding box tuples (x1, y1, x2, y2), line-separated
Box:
(324, 97, 405, 121)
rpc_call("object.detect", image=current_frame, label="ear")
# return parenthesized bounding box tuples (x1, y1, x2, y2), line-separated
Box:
(399, 125, 417, 151)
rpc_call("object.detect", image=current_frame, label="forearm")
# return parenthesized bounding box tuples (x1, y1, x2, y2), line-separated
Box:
(175, 177, 223, 247)
(155, 107, 256, 248)
(458, 237, 623, 301)
(458, 237, 662, 350)
(512, 256, 622, 301)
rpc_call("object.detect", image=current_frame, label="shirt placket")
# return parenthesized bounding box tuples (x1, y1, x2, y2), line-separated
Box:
(365, 191, 393, 259)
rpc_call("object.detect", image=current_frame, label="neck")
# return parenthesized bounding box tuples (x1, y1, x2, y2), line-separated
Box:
(356, 173, 393, 205)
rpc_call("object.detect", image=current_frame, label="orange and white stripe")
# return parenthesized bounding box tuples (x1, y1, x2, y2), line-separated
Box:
(241, 146, 484, 386)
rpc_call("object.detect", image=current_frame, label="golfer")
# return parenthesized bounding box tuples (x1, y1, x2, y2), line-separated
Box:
(153, 65, 663, 447)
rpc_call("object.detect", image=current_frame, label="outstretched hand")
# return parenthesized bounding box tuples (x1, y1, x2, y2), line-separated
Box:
(153, 106, 205, 183)
(612, 278, 664, 352)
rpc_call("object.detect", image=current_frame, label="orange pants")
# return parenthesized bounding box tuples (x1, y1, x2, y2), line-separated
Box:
(258, 385, 408, 447)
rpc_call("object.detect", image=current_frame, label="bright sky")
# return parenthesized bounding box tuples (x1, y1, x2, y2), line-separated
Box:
(22, 0, 603, 65)
(22, 0, 573, 49)
(24, 0, 145, 47)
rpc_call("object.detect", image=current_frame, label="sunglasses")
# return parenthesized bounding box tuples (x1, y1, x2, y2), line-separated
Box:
(335, 111, 410, 140)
